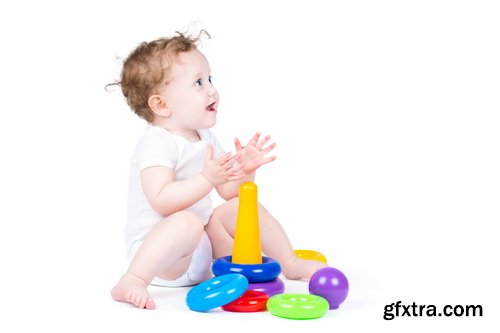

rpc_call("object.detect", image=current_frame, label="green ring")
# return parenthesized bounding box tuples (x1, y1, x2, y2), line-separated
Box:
(266, 293, 329, 320)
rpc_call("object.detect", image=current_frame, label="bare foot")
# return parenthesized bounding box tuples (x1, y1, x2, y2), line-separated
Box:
(111, 274, 156, 310)
(281, 257, 327, 280)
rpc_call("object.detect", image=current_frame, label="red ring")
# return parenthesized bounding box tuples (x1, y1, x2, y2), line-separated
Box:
(221, 290, 269, 312)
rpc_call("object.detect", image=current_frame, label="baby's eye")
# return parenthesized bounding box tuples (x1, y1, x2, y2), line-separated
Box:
(195, 79, 202, 87)
(208, 75, 213, 83)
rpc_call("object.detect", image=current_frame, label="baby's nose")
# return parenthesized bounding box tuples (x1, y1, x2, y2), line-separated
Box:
(208, 85, 218, 96)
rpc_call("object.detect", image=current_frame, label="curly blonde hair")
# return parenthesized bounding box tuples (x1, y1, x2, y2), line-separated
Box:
(108, 31, 209, 122)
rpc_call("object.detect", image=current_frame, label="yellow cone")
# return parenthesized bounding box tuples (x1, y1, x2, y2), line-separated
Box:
(232, 182, 262, 264)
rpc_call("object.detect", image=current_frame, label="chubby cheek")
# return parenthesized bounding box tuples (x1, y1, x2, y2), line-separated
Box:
(162, 94, 182, 112)
(165, 87, 191, 107)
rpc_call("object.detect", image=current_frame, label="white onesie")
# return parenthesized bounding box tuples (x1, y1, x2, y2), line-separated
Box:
(125, 124, 225, 286)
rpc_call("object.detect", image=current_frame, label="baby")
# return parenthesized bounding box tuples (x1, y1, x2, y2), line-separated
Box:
(110, 31, 326, 309)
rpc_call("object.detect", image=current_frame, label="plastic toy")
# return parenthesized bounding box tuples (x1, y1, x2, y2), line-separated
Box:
(247, 277, 285, 297)
(232, 182, 262, 264)
(186, 273, 248, 312)
(294, 249, 328, 264)
(210, 182, 285, 312)
(308, 267, 349, 309)
(221, 290, 269, 312)
(267, 294, 329, 320)
(212, 255, 281, 283)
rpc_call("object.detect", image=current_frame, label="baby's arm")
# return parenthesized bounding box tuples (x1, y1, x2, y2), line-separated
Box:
(142, 144, 244, 216)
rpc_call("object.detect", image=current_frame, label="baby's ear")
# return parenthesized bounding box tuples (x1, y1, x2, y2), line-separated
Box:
(148, 95, 172, 118)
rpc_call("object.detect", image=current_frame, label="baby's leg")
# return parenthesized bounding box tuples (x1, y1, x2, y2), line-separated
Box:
(205, 198, 326, 281)
(111, 211, 204, 309)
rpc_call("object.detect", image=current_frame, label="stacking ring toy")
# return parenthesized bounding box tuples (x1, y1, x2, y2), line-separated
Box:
(186, 273, 248, 312)
(248, 277, 285, 297)
(267, 294, 329, 320)
(221, 290, 269, 312)
(294, 249, 328, 264)
(212, 256, 281, 283)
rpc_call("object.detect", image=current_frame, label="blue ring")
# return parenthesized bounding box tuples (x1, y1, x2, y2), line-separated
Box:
(212, 256, 281, 283)
(186, 273, 248, 312)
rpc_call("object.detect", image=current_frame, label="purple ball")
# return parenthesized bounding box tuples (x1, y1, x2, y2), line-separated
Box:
(308, 267, 349, 310)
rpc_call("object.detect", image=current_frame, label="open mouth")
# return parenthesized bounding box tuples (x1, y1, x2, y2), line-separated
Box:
(206, 102, 217, 112)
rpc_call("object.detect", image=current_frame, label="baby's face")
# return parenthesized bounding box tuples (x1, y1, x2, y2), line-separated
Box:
(160, 49, 219, 130)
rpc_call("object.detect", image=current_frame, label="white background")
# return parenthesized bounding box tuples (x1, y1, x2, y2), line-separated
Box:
(0, 0, 498, 332)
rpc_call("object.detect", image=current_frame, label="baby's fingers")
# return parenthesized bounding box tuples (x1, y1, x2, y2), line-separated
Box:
(248, 132, 261, 147)
(219, 155, 240, 170)
(216, 152, 233, 165)
(228, 172, 246, 182)
(234, 138, 243, 152)
(226, 163, 243, 174)
(262, 142, 277, 155)
(256, 134, 272, 150)
(204, 144, 214, 162)
(260, 155, 277, 167)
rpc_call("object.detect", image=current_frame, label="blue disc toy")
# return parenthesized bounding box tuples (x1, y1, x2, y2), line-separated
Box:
(186, 273, 248, 312)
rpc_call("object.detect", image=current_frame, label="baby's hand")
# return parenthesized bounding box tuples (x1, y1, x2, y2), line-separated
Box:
(234, 132, 277, 174)
(202, 144, 245, 186)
